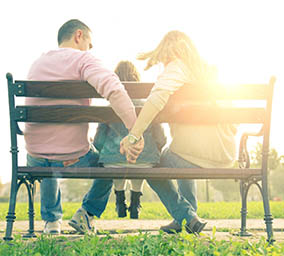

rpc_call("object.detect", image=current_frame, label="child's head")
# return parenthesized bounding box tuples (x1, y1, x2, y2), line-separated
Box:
(137, 30, 211, 82)
(114, 60, 140, 82)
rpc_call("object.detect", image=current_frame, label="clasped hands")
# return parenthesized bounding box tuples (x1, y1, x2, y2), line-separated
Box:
(120, 135, 145, 163)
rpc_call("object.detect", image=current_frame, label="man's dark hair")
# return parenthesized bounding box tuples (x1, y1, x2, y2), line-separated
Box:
(57, 19, 91, 46)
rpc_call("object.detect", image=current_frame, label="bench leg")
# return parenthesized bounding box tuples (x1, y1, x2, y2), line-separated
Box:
(238, 181, 252, 237)
(248, 178, 274, 243)
(261, 177, 274, 243)
(23, 180, 37, 238)
(4, 177, 19, 241)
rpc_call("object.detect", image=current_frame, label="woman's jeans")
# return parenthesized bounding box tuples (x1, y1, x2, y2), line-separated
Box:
(27, 150, 99, 222)
(147, 148, 198, 225)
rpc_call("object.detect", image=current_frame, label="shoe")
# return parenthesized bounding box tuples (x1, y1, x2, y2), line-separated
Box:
(68, 207, 95, 234)
(128, 191, 142, 219)
(160, 220, 182, 234)
(43, 219, 62, 235)
(185, 217, 207, 234)
(115, 190, 127, 218)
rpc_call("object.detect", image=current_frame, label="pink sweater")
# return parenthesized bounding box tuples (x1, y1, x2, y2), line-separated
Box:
(25, 48, 136, 160)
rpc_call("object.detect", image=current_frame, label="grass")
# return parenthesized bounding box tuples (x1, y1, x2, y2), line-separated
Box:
(1, 201, 284, 221)
(1, 232, 284, 255)
(1, 201, 284, 255)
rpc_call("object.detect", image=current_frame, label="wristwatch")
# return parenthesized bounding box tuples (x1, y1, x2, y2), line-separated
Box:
(128, 133, 141, 145)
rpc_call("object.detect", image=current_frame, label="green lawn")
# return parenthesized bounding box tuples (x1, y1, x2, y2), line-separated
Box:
(1, 230, 284, 255)
(1, 201, 284, 255)
(1, 201, 284, 221)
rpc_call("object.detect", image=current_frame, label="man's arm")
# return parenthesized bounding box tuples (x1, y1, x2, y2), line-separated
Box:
(81, 53, 136, 129)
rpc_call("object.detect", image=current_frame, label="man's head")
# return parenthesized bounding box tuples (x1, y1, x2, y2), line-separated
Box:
(57, 19, 93, 51)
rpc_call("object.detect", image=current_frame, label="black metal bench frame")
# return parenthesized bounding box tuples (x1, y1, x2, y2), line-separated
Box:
(4, 72, 276, 241)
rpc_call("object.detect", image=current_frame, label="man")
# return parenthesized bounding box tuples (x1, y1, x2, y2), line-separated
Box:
(25, 19, 138, 234)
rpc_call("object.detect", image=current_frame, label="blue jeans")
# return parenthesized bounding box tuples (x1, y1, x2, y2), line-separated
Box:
(82, 178, 113, 217)
(27, 149, 99, 222)
(80, 149, 198, 221)
(146, 148, 198, 225)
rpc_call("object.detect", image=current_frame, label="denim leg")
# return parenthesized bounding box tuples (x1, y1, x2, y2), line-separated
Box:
(40, 178, 62, 221)
(147, 148, 200, 225)
(27, 155, 62, 222)
(67, 150, 112, 217)
(177, 180, 197, 212)
(26, 149, 99, 222)
(82, 179, 113, 218)
(160, 148, 198, 213)
(147, 179, 196, 225)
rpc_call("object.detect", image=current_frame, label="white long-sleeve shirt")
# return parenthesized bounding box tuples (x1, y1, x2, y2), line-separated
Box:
(135, 59, 237, 168)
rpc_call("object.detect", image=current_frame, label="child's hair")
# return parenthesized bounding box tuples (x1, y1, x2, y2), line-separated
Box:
(137, 30, 213, 82)
(114, 61, 140, 82)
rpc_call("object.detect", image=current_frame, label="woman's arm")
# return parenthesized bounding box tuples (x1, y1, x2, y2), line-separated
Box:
(129, 100, 161, 139)
(131, 59, 189, 138)
(120, 101, 159, 163)
(120, 60, 188, 162)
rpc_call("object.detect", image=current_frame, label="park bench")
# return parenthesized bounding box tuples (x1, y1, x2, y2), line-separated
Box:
(5, 72, 275, 241)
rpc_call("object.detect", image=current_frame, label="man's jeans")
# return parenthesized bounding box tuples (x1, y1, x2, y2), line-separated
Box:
(82, 178, 113, 217)
(27, 149, 99, 222)
(147, 148, 198, 225)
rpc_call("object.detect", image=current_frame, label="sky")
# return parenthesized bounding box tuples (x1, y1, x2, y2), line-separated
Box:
(0, 0, 284, 183)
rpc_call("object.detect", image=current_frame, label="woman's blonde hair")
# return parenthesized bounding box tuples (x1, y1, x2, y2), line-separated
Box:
(137, 30, 214, 82)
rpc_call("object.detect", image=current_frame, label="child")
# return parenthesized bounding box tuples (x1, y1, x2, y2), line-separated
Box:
(93, 60, 166, 219)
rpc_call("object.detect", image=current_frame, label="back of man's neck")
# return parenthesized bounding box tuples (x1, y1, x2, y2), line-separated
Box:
(59, 41, 77, 50)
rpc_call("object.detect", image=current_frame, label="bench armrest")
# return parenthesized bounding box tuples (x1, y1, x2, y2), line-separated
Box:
(16, 123, 24, 135)
(238, 125, 264, 169)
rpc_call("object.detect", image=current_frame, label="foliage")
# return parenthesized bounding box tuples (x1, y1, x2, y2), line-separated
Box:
(1, 232, 284, 255)
(1, 201, 284, 221)
(209, 180, 240, 202)
(250, 142, 283, 170)
(269, 169, 284, 201)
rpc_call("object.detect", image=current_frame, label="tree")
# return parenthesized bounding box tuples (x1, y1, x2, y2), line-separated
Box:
(0, 178, 3, 196)
(250, 142, 283, 170)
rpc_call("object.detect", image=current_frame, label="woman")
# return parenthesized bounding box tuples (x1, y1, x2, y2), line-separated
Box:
(120, 30, 237, 234)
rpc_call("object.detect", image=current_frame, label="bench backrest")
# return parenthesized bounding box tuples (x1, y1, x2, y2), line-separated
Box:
(6, 72, 275, 174)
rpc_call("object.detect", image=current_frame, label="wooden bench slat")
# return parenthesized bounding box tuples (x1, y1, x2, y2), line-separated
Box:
(14, 80, 269, 100)
(15, 105, 265, 124)
(18, 167, 262, 179)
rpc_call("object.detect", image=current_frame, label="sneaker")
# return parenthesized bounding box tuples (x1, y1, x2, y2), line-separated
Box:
(185, 217, 207, 234)
(43, 219, 62, 235)
(160, 220, 182, 234)
(68, 207, 95, 234)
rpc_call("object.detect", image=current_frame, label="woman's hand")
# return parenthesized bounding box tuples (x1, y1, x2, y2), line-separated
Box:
(120, 136, 144, 163)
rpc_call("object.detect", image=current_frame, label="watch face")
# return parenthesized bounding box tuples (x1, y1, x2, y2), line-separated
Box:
(128, 135, 136, 144)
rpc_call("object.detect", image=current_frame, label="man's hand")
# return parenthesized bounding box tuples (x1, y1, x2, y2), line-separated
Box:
(120, 136, 144, 163)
